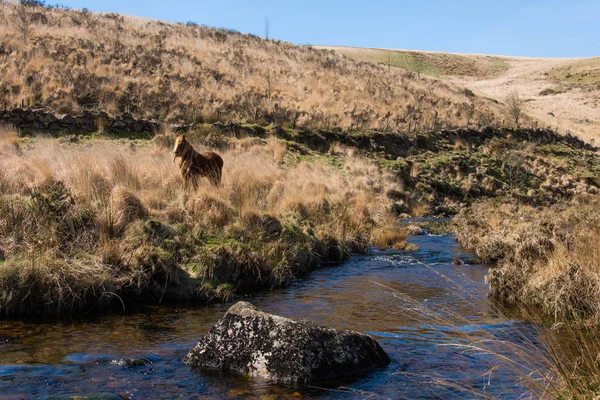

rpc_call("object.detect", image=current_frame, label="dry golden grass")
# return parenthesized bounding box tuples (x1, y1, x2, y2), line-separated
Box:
(408, 199, 431, 217)
(372, 226, 409, 250)
(0, 3, 513, 131)
(0, 135, 385, 227)
(0, 253, 115, 316)
(0, 123, 21, 155)
(0, 129, 407, 315)
(110, 186, 148, 235)
(454, 198, 600, 323)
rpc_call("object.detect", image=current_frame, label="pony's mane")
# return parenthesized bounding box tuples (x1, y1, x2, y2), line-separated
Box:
(177, 136, 197, 163)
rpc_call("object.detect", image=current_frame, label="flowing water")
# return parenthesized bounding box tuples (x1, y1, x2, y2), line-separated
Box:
(0, 234, 548, 399)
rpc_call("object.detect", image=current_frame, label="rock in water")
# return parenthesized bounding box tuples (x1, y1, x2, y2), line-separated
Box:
(184, 301, 390, 384)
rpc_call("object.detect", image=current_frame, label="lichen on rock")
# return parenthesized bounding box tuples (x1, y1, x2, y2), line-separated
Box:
(184, 301, 390, 384)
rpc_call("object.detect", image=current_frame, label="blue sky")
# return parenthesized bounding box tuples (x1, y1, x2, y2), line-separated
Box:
(56, 0, 599, 57)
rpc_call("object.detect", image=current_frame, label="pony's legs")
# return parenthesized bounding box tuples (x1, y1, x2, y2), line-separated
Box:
(209, 169, 222, 186)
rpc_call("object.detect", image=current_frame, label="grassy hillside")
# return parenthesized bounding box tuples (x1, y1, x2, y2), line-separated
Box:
(0, 2, 517, 131)
(545, 57, 600, 87)
(317, 46, 510, 78)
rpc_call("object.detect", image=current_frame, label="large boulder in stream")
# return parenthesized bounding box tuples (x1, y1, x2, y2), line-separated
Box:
(183, 301, 390, 384)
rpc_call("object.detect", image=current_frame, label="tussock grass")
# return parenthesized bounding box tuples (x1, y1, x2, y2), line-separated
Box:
(110, 186, 148, 235)
(453, 196, 600, 396)
(0, 254, 115, 316)
(0, 131, 402, 316)
(0, 123, 21, 155)
(372, 226, 409, 250)
(454, 198, 600, 323)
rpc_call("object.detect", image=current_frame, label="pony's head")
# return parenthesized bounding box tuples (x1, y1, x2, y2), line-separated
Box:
(173, 135, 187, 159)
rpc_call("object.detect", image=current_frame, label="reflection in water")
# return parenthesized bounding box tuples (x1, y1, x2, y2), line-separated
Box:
(0, 234, 551, 399)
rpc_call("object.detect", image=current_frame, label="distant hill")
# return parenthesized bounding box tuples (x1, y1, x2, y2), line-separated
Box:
(315, 46, 510, 78)
(0, 2, 512, 132)
(320, 46, 600, 143)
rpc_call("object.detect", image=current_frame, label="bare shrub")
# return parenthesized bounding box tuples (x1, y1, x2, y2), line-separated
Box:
(506, 90, 525, 128)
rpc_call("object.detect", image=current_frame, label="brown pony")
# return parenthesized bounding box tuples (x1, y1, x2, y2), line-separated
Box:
(173, 135, 223, 189)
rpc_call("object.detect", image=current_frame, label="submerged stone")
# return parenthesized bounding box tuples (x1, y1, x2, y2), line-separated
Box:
(184, 301, 390, 384)
(110, 358, 153, 368)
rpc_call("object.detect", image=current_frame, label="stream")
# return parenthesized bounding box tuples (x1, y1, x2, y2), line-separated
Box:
(0, 234, 549, 399)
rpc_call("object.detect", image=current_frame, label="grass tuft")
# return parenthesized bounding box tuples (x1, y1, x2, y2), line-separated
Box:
(372, 226, 409, 250)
